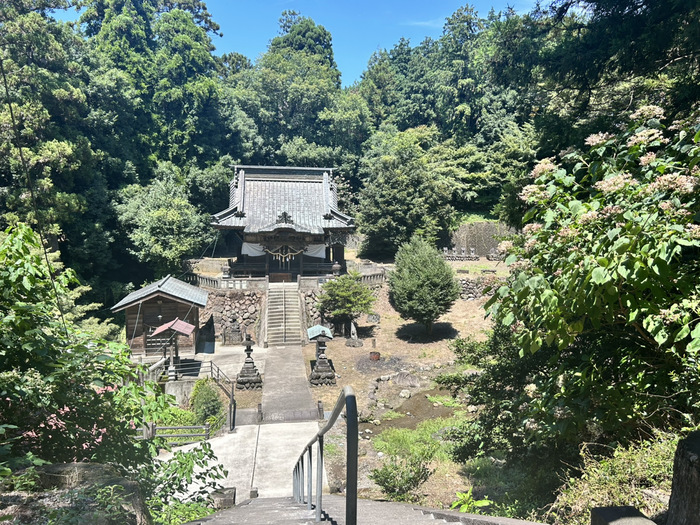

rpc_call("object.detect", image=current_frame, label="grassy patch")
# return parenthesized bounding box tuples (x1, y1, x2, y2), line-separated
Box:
(550, 430, 679, 525)
(373, 418, 454, 461)
(382, 410, 404, 421)
(426, 395, 462, 408)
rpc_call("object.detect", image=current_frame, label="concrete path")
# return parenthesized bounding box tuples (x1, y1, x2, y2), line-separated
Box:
(168, 421, 326, 500)
(261, 345, 318, 422)
(167, 343, 326, 501)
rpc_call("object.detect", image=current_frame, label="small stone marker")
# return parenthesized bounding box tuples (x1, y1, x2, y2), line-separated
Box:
(367, 313, 380, 324)
(236, 334, 262, 390)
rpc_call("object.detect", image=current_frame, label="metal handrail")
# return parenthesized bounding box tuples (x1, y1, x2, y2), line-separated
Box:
(292, 386, 358, 524)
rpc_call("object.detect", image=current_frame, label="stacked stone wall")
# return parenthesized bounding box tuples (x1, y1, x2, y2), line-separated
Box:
(303, 290, 322, 327)
(450, 221, 513, 256)
(458, 275, 504, 301)
(200, 290, 262, 343)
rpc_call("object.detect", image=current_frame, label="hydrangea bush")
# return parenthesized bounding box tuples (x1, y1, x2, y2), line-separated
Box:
(485, 106, 700, 443)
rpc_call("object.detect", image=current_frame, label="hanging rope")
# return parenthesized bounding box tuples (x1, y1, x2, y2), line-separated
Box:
(265, 245, 305, 262)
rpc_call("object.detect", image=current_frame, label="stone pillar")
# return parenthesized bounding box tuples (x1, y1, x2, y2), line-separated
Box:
(667, 431, 700, 525)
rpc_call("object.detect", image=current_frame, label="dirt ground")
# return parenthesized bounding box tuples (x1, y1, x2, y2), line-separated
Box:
(302, 260, 503, 509)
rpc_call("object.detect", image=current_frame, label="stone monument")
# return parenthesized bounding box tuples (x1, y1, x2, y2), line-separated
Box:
(236, 334, 262, 390)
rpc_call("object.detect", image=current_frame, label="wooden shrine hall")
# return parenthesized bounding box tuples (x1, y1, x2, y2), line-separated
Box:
(111, 275, 209, 355)
(211, 165, 355, 282)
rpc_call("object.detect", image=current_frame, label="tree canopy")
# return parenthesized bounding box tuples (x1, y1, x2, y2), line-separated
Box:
(317, 271, 376, 332)
(388, 236, 460, 334)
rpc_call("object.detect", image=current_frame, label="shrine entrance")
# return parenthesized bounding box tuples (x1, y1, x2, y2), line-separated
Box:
(269, 273, 293, 283)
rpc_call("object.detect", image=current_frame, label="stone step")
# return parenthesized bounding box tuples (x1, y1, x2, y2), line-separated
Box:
(184, 496, 464, 524)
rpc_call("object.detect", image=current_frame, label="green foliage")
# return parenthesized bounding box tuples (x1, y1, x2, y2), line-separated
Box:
(426, 395, 462, 408)
(357, 126, 458, 256)
(381, 410, 403, 421)
(2, 466, 41, 492)
(448, 336, 490, 365)
(115, 166, 213, 275)
(0, 223, 160, 469)
(141, 441, 227, 522)
(388, 236, 460, 333)
(551, 430, 680, 525)
(451, 487, 491, 514)
(369, 452, 434, 503)
(48, 484, 131, 525)
(372, 419, 446, 461)
(485, 109, 700, 447)
(0, 223, 226, 522)
(152, 501, 214, 525)
(317, 271, 376, 327)
(190, 379, 224, 425)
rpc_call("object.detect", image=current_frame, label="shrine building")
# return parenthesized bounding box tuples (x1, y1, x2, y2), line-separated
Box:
(211, 165, 355, 282)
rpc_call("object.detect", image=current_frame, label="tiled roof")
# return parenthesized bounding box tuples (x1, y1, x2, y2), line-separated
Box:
(111, 275, 209, 312)
(211, 166, 354, 233)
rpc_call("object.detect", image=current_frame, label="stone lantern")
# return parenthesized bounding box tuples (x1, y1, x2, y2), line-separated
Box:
(236, 333, 262, 390)
(307, 325, 335, 386)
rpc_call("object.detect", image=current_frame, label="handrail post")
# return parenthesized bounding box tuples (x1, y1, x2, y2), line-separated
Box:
(300, 457, 305, 504)
(316, 436, 323, 522)
(345, 391, 358, 525)
(307, 447, 313, 511)
(293, 465, 299, 502)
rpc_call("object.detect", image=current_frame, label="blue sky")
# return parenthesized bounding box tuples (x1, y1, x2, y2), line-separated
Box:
(55, 1, 536, 87)
(205, 1, 536, 86)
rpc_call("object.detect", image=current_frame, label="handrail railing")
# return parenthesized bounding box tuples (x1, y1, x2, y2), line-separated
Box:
(293, 386, 357, 524)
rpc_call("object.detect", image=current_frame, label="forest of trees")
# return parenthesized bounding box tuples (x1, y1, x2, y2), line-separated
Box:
(3, 0, 698, 299)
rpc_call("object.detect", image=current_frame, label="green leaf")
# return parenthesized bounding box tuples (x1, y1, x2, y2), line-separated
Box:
(591, 267, 609, 284)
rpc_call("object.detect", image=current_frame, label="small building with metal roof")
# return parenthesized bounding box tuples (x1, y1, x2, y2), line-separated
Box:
(111, 275, 209, 356)
(211, 165, 355, 282)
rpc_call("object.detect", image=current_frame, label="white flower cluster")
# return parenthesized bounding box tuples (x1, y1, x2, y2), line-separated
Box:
(584, 132, 614, 147)
(593, 172, 638, 193)
(530, 158, 557, 178)
(626, 128, 668, 148)
(578, 210, 599, 224)
(639, 152, 657, 166)
(522, 222, 543, 235)
(686, 224, 700, 239)
(630, 105, 665, 121)
(497, 240, 514, 253)
(646, 173, 698, 195)
(558, 227, 576, 239)
(600, 205, 623, 218)
(519, 184, 548, 202)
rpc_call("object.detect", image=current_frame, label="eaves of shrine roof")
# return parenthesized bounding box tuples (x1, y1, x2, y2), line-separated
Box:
(211, 165, 355, 234)
(111, 275, 209, 312)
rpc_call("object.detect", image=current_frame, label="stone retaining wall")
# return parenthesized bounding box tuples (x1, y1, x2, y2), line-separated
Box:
(303, 290, 322, 328)
(200, 290, 263, 343)
(458, 275, 504, 300)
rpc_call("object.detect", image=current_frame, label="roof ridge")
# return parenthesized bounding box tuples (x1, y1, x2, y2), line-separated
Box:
(158, 274, 172, 289)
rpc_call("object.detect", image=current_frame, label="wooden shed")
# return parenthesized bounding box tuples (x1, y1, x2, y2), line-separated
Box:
(111, 275, 209, 356)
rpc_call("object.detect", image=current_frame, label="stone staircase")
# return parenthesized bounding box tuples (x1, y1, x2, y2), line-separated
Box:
(185, 495, 487, 524)
(266, 283, 302, 346)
